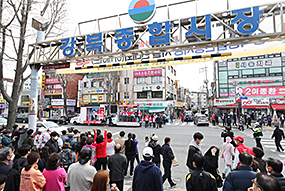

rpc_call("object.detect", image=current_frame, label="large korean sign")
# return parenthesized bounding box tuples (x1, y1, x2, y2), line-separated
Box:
(134, 84, 162, 92)
(44, 89, 62, 95)
(51, 99, 76, 106)
(214, 98, 235, 106)
(133, 69, 162, 77)
(29, 2, 285, 74)
(239, 86, 285, 96)
(91, 95, 105, 103)
(45, 78, 65, 84)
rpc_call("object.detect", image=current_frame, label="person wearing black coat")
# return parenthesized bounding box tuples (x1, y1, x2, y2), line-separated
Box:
(252, 147, 267, 174)
(148, 135, 161, 168)
(271, 124, 285, 152)
(186, 132, 204, 172)
(45, 132, 60, 153)
(124, 133, 136, 176)
(0, 147, 20, 191)
(12, 125, 27, 150)
(221, 127, 236, 147)
(203, 146, 221, 187)
(226, 116, 232, 129)
(267, 158, 285, 191)
(160, 137, 176, 188)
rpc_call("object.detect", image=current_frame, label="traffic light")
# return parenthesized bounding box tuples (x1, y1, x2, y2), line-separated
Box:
(175, 80, 178, 88)
(41, 74, 46, 90)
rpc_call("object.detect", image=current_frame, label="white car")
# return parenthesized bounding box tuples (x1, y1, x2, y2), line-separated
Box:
(0, 118, 7, 127)
(36, 121, 67, 134)
(70, 114, 81, 125)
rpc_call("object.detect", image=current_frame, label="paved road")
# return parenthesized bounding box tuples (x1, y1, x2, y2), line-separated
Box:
(18, 120, 285, 190)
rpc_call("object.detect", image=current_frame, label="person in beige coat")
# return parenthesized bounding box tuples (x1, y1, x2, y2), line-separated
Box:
(115, 131, 126, 155)
(221, 137, 235, 179)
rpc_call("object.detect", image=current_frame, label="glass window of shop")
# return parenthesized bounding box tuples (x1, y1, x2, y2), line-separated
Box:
(253, 68, 266, 77)
(219, 67, 227, 71)
(229, 88, 235, 95)
(228, 70, 238, 79)
(137, 77, 147, 84)
(152, 76, 162, 83)
(152, 91, 163, 98)
(242, 69, 253, 78)
(269, 67, 282, 76)
(137, 92, 147, 99)
(219, 71, 228, 83)
(219, 84, 228, 88)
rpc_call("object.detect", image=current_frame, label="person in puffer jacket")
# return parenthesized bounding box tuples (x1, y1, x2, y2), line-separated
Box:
(148, 135, 161, 168)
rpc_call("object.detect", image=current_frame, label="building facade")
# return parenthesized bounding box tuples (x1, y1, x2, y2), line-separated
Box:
(215, 52, 285, 117)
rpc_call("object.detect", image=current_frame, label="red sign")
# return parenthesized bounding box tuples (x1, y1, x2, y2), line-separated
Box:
(43, 63, 70, 70)
(133, 69, 162, 77)
(242, 86, 285, 96)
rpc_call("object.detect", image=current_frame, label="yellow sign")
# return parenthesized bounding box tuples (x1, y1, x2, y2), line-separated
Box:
(91, 95, 104, 103)
(41, 74, 46, 90)
(0, 93, 6, 104)
(82, 95, 89, 104)
(175, 101, 183, 107)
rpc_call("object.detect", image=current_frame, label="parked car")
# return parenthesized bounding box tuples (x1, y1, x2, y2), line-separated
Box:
(46, 116, 68, 125)
(16, 113, 29, 123)
(70, 114, 81, 125)
(0, 117, 7, 127)
(194, 114, 209, 126)
(36, 121, 67, 134)
(0, 113, 8, 119)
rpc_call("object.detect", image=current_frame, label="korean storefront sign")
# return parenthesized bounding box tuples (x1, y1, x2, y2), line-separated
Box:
(270, 98, 285, 104)
(45, 78, 66, 84)
(44, 89, 62, 95)
(133, 84, 162, 92)
(214, 98, 235, 106)
(133, 69, 162, 77)
(239, 86, 285, 96)
(51, 99, 76, 106)
(82, 95, 89, 104)
(242, 98, 269, 106)
(91, 95, 105, 103)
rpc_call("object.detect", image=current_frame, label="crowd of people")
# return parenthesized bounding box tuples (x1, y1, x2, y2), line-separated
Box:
(0, 120, 285, 191)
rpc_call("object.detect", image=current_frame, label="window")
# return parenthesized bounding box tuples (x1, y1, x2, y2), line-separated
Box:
(91, 81, 96, 87)
(253, 68, 266, 77)
(171, 80, 174, 86)
(84, 82, 88, 88)
(219, 71, 228, 83)
(228, 71, 238, 79)
(137, 92, 147, 99)
(124, 78, 129, 84)
(152, 91, 163, 98)
(99, 81, 104, 87)
(152, 76, 162, 83)
(174, 70, 176, 76)
(171, 67, 173, 73)
(269, 67, 282, 76)
(124, 92, 129, 99)
(167, 77, 170, 84)
(242, 69, 253, 78)
(219, 67, 227, 71)
(219, 84, 228, 88)
(137, 77, 147, 84)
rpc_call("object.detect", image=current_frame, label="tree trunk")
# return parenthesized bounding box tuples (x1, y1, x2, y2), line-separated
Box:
(63, 87, 68, 117)
(6, 101, 17, 130)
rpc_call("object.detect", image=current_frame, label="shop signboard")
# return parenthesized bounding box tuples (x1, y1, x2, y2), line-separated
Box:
(44, 89, 62, 95)
(133, 69, 162, 77)
(270, 98, 285, 104)
(175, 101, 183, 107)
(45, 78, 66, 84)
(238, 86, 285, 96)
(51, 99, 76, 106)
(82, 95, 89, 104)
(134, 84, 162, 92)
(214, 98, 235, 106)
(242, 98, 269, 106)
(91, 95, 105, 103)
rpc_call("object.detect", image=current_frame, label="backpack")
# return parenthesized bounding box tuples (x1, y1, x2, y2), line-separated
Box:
(13, 158, 27, 174)
(61, 150, 73, 169)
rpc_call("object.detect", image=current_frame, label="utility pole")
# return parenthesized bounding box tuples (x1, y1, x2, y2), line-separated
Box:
(199, 67, 209, 116)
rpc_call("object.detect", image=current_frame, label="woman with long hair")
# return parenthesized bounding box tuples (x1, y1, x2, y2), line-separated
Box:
(20, 152, 46, 191)
(42, 153, 66, 191)
(124, 133, 136, 176)
(75, 135, 87, 160)
(91, 170, 119, 191)
(40, 146, 51, 169)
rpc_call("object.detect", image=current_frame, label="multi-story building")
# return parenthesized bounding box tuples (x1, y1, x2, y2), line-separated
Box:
(43, 72, 83, 117)
(214, 52, 285, 118)
(190, 91, 207, 110)
(119, 66, 178, 114)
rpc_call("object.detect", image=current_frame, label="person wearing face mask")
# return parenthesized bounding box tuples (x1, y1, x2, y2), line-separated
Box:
(0, 147, 20, 191)
(248, 173, 281, 191)
(45, 132, 60, 153)
(266, 158, 285, 190)
(1, 130, 16, 147)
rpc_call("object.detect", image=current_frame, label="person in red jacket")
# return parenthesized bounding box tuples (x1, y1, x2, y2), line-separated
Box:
(93, 125, 108, 171)
(233, 136, 249, 169)
(181, 114, 184, 123)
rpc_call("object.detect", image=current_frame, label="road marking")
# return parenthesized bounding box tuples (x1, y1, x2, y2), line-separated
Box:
(174, 123, 179, 126)
(181, 123, 186, 126)
(278, 155, 285, 158)
(263, 145, 276, 148)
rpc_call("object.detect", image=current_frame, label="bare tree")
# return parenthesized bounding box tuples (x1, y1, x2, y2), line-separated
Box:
(101, 71, 120, 114)
(0, 0, 68, 130)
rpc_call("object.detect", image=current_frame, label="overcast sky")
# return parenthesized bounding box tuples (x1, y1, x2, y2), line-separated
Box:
(65, 0, 276, 91)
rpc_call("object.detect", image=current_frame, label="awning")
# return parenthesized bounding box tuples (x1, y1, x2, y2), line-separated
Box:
(271, 104, 285, 110)
(242, 105, 270, 109)
(149, 109, 165, 113)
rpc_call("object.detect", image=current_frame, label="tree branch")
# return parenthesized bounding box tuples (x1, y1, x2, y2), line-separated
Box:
(5, 0, 23, 27)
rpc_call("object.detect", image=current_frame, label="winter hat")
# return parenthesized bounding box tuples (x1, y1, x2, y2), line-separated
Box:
(226, 137, 231, 143)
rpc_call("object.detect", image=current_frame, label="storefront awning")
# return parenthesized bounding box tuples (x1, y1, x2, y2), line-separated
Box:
(149, 109, 165, 113)
(242, 105, 270, 109)
(271, 104, 285, 110)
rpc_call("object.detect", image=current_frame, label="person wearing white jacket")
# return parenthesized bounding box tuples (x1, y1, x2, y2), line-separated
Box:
(221, 137, 235, 179)
(106, 132, 116, 157)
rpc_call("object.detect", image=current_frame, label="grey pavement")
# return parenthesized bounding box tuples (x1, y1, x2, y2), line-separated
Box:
(17, 120, 285, 190)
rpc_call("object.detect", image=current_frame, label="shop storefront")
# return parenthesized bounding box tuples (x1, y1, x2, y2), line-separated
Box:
(50, 99, 77, 116)
(270, 98, 285, 114)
